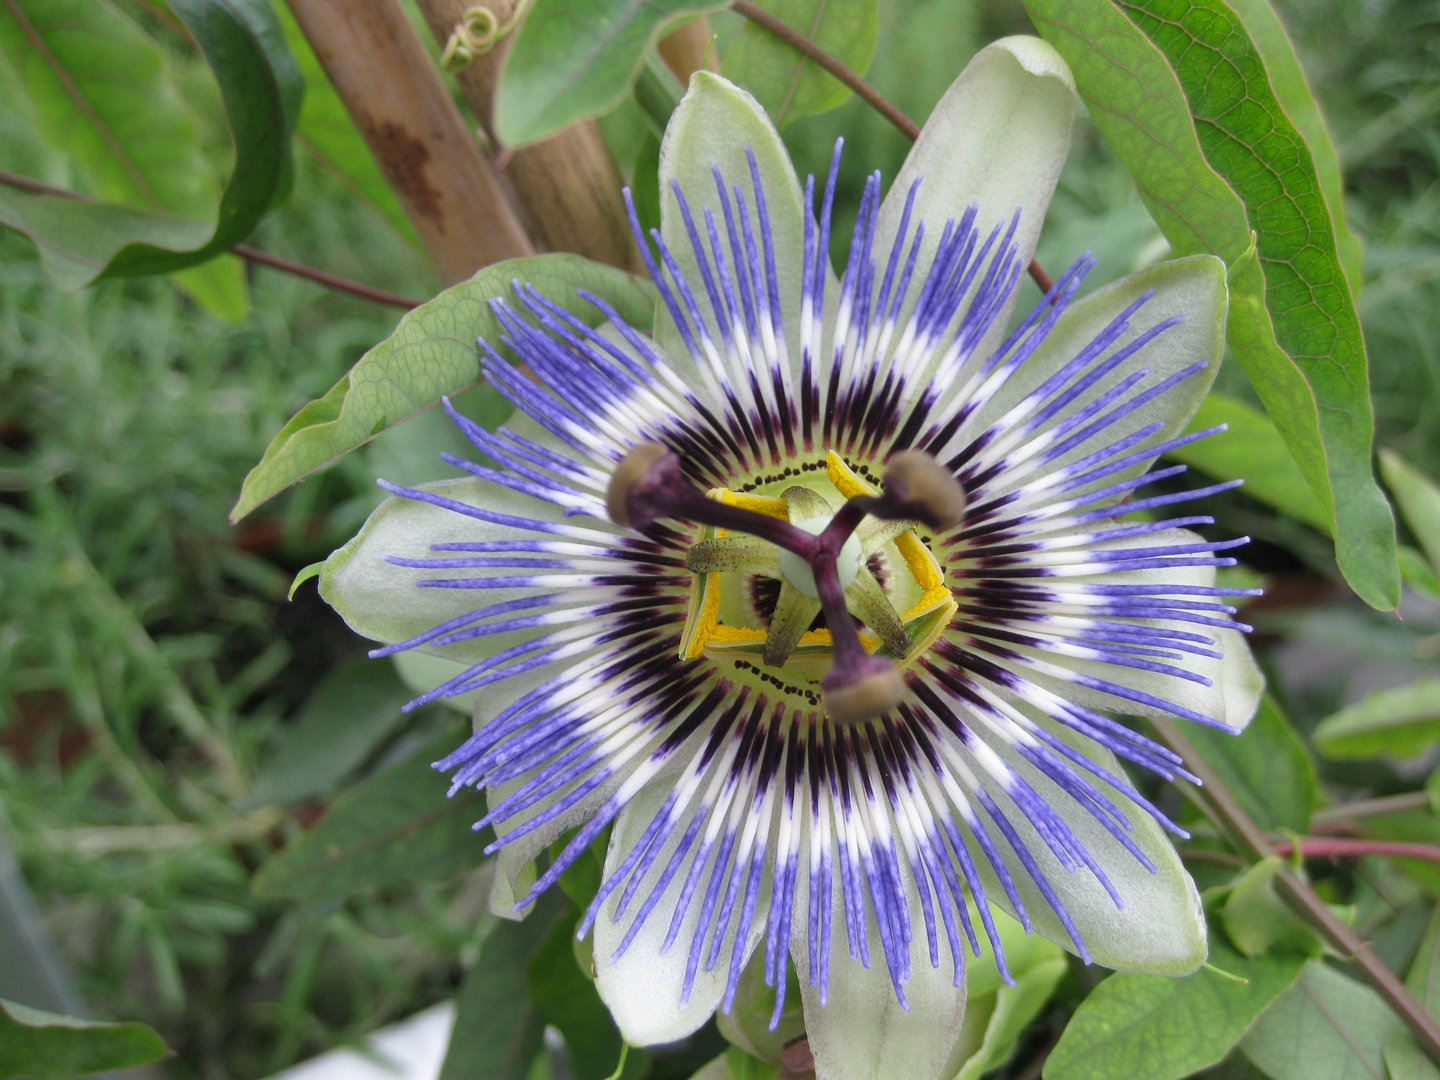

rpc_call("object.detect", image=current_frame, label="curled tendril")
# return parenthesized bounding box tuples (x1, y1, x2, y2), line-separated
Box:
(440, 0, 534, 72)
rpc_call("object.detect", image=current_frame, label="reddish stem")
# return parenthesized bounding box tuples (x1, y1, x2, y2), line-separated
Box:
(1274, 838, 1440, 865)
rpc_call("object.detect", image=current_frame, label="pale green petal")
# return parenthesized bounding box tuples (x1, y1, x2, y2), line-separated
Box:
(969, 716, 1208, 974)
(977, 256, 1228, 499)
(874, 36, 1077, 363)
(321, 477, 569, 664)
(657, 71, 828, 382)
(790, 836, 968, 1080)
(997, 528, 1264, 733)
(594, 780, 768, 1045)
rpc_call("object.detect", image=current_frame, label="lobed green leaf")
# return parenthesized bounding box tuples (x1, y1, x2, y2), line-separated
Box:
(0, 0, 254, 319)
(495, 0, 726, 149)
(1386, 903, 1440, 1080)
(1224, 0, 1363, 289)
(721, 0, 880, 127)
(231, 255, 657, 521)
(1022, 0, 1399, 609)
(1241, 960, 1395, 1080)
(0, 998, 168, 1080)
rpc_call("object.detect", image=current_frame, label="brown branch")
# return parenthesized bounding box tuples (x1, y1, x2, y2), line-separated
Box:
(0, 167, 422, 309)
(284, 0, 534, 282)
(730, 0, 1054, 294)
(410, 0, 642, 273)
(1151, 715, 1440, 1066)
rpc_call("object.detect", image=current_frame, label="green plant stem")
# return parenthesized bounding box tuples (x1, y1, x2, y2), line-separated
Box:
(1151, 715, 1440, 1065)
(1310, 791, 1433, 828)
(729, 0, 1055, 293)
(0, 167, 423, 309)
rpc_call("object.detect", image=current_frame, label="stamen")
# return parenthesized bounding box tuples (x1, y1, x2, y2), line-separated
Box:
(821, 450, 967, 551)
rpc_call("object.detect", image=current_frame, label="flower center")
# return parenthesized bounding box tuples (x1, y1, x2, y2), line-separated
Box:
(607, 443, 964, 723)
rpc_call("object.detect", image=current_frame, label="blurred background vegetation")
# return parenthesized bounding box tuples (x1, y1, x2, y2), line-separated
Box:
(2, 0, 1439, 1076)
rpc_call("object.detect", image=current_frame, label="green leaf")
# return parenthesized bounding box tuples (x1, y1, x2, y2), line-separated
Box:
(494, 0, 726, 149)
(1179, 695, 1317, 833)
(438, 892, 567, 1080)
(0, 0, 253, 319)
(1312, 679, 1440, 760)
(273, 1, 418, 246)
(1170, 393, 1330, 532)
(243, 658, 418, 808)
(1116, 0, 1396, 609)
(721, 0, 881, 127)
(1401, 546, 1440, 602)
(0, 0, 298, 288)
(1223, 0, 1363, 291)
(231, 255, 657, 521)
(0, 998, 168, 1079)
(1022, 0, 1399, 610)
(529, 907, 645, 1080)
(1220, 858, 1324, 960)
(251, 727, 488, 900)
(1381, 450, 1440, 574)
(1241, 960, 1395, 1080)
(1385, 903, 1440, 1080)
(1043, 938, 1305, 1080)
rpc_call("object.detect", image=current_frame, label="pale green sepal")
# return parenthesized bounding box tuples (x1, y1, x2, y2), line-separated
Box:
(873, 36, 1076, 366)
(320, 477, 617, 664)
(656, 71, 831, 384)
(970, 715, 1209, 974)
(978, 256, 1228, 501)
(594, 779, 769, 1045)
(789, 840, 968, 1080)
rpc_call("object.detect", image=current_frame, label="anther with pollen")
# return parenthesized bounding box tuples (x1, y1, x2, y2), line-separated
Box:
(606, 442, 966, 725)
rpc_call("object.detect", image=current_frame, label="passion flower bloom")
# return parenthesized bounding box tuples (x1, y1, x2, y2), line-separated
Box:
(320, 38, 1262, 1080)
